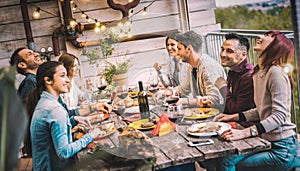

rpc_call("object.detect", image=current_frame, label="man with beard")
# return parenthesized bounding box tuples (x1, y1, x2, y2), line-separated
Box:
(10, 47, 44, 103)
(172, 31, 226, 108)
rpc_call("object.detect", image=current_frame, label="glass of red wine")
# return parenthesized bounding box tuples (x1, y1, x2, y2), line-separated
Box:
(97, 76, 107, 94)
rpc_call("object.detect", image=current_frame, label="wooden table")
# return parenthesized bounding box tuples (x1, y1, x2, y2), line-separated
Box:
(76, 105, 271, 171)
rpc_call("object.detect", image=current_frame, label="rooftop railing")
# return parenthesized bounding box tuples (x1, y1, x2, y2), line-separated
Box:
(204, 29, 299, 132)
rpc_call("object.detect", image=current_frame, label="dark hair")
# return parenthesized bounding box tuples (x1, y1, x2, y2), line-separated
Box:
(225, 33, 250, 52)
(25, 61, 63, 156)
(165, 32, 178, 48)
(260, 30, 294, 70)
(10, 47, 26, 75)
(27, 61, 63, 114)
(58, 53, 79, 80)
(174, 30, 203, 52)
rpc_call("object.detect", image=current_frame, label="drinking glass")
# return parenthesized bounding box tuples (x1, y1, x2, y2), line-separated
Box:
(97, 76, 107, 94)
(114, 85, 128, 114)
(148, 76, 160, 105)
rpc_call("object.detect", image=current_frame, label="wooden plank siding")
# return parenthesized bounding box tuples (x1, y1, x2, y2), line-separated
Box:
(0, 0, 220, 88)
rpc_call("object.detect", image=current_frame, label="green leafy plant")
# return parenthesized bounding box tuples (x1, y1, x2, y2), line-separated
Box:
(102, 59, 131, 85)
(83, 32, 119, 65)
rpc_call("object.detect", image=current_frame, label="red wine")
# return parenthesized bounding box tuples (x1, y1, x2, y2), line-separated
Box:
(150, 83, 158, 88)
(98, 85, 107, 90)
(166, 97, 179, 104)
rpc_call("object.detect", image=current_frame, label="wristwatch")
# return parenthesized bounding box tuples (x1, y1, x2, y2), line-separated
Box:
(250, 126, 258, 137)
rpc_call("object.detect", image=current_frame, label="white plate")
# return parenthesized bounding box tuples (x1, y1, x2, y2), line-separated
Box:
(186, 122, 231, 137)
(125, 105, 154, 114)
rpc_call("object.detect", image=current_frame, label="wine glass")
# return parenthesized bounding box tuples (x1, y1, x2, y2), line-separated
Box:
(114, 85, 128, 114)
(148, 76, 159, 105)
(97, 76, 107, 92)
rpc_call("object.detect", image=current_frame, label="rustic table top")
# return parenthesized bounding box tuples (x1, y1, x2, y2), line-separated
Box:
(76, 105, 271, 171)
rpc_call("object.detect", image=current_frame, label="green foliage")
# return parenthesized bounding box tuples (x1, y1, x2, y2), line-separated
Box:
(215, 5, 299, 132)
(102, 59, 131, 84)
(215, 6, 292, 30)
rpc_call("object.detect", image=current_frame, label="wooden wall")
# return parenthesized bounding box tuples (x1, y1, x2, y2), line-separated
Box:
(0, 0, 220, 88)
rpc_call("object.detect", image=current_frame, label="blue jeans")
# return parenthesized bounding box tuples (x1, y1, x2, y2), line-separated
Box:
(219, 135, 299, 171)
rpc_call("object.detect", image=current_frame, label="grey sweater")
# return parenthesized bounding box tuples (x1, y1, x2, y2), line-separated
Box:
(244, 65, 295, 141)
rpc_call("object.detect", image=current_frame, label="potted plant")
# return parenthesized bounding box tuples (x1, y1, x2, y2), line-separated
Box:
(102, 58, 131, 87)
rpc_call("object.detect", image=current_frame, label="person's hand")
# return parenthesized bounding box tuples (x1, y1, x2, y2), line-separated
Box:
(199, 97, 212, 107)
(74, 116, 92, 129)
(213, 114, 235, 122)
(220, 128, 249, 141)
(153, 63, 161, 71)
(89, 128, 102, 139)
(214, 77, 227, 89)
(93, 102, 113, 114)
(163, 88, 173, 97)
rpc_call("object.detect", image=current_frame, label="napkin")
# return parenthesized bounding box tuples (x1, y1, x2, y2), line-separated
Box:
(151, 113, 176, 136)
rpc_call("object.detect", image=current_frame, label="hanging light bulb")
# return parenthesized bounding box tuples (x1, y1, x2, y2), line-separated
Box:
(70, 0, 74, 4)
(129, 9, 134, 17)
(128, 0, 133, 2)
(142, 7, 147, 15)
(94, 26, 101, 33)
(95, 20, 101, 27)
(33, 7, 41, 19)
(100, 25, 106, 31)
(69, 19, 77, 28)
(81, 12, 86, 18)
(72, 4, 77, 11)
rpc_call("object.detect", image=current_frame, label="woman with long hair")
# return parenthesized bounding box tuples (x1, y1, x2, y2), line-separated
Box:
(214, 30, 299, 170)
(30, 61, 101, 171)
(58, 53, 84, 108)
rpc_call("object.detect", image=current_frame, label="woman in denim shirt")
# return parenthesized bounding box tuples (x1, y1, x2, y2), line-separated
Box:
(30, 61, 101, 171)
(214, 30, 299, 170)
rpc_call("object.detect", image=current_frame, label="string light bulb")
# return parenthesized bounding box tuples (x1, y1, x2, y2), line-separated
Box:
(33, 7, 41, 19)
(72, 4, 77, 11)
(142, 7, 147, 15)
(100, 25, 106, 31)
(94, 26, 101, 33)
(128, 0, 133, 2)
(95, 20, 101, 27)
(69, 20, 77, 28)
(81, 12, 86, 18)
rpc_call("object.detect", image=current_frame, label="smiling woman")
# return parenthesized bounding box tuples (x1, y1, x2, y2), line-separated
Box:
(27, 61, 102, 170)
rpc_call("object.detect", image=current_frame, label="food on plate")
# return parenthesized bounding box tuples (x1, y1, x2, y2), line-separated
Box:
(118, 127, 155, 159)
(124, 98, 134, 107)
(119, 126, 150, 139)
(158, 122, 174, 136)
(124, 98, 139, 107)
(92, 121, 115, 137)
(188, 123, 222, 133)
(89, 113, 106, 123)
(200, 98, 212, 108)
(128, 91, 138, 98)
(151, 113, 176, 136)
(141, 121, 155, 128)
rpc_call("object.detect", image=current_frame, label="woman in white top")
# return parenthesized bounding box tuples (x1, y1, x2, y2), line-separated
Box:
(58, 53, 84, 108)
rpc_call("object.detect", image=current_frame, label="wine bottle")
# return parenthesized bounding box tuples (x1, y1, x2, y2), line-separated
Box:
(138, 81, 150, 119)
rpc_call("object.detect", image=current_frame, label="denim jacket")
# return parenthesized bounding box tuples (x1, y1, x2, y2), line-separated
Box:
(30, 91, 92, 171)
